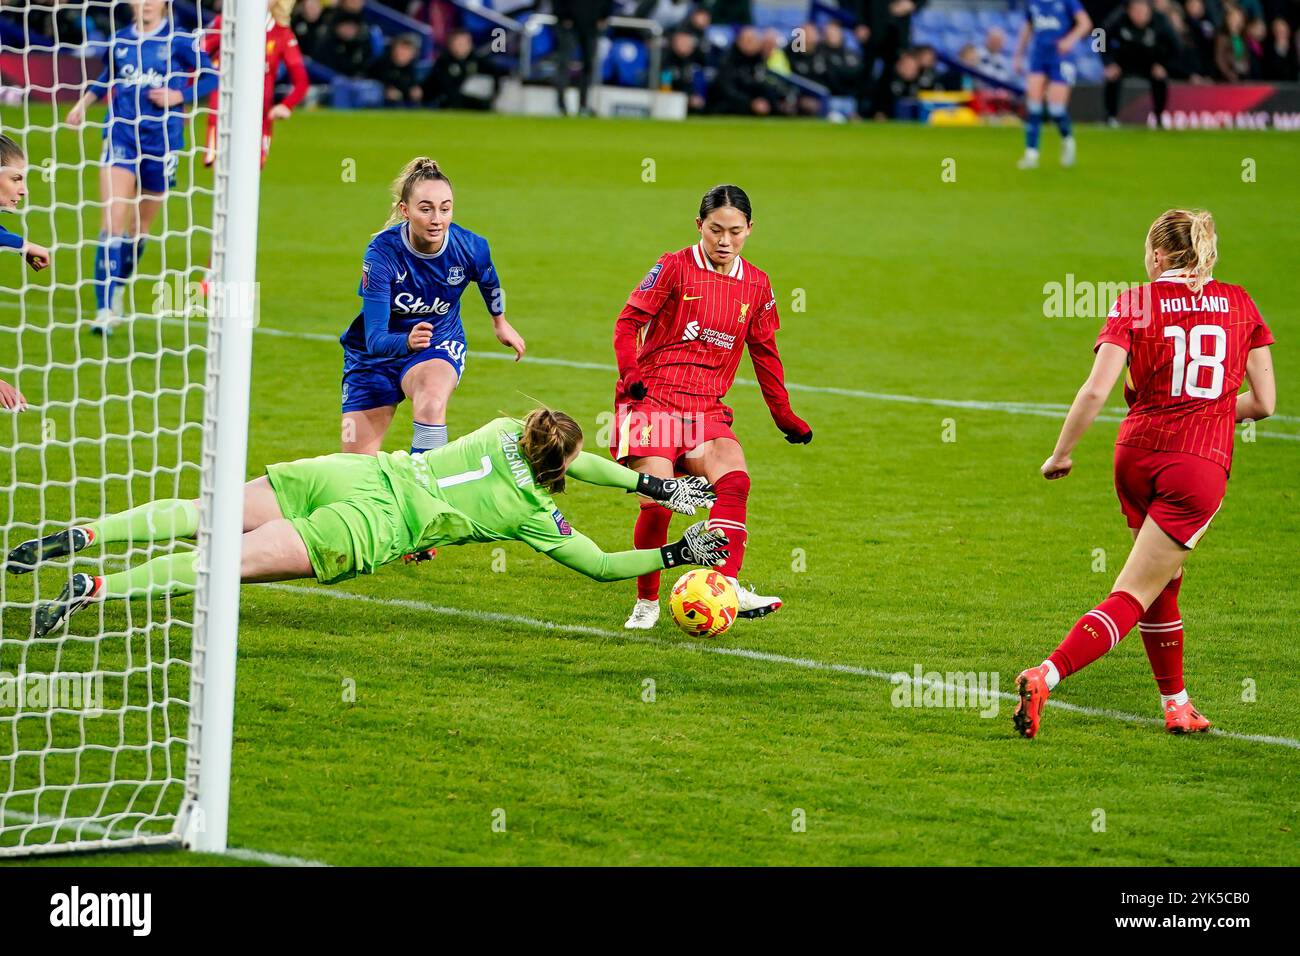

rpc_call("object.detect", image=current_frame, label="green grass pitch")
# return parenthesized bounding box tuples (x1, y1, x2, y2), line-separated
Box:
(2, 109, 1297, 866)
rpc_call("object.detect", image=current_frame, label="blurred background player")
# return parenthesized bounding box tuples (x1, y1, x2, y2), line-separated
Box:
(339, 157, 524, 462)
(1101, 0, 1179, 128)
(1013, 0, 1091, 169)
(612, 184, 811, 630)
(202, 0, 309, 169)
(1015, 209, 1276, 739)
(1, 134, 52, 412)
(65, 0, 217, 334)
(8, 409, 727, 636)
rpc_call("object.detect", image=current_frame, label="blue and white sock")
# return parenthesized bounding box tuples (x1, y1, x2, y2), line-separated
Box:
(1025, 100, 1044, 151)
(411, 421, 448, 455)
(1048, 103, 1073, 139)
(94, 231, 117, 309)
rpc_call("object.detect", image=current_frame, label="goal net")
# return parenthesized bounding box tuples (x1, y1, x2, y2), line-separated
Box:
(0, 0, 262, 857)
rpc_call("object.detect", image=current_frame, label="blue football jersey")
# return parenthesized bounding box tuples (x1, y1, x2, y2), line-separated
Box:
(88, 19, 216, 145)
(340, 221, 503, 361)
(1026, 0, 1084, 51)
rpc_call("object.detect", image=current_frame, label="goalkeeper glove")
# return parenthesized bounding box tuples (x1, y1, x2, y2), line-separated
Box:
(660, 521, 729, 569)
(635, 474, 715, 516)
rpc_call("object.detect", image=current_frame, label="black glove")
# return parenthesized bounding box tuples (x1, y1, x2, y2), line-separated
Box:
(625, 378, 648, 401)
(774, 409, 812, 444)
(661, 521, 729, 569)
(635, 474, 715, 515)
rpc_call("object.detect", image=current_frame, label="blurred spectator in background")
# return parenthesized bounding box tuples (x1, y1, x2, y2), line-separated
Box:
(661, 28, 708, 112)
(1101, 0, 1178, 124)
(1215, 4, 1261, 80)
(712, 25, 789, 115)
(789, 22, 828, 82)
(369, 33, 423, 105)
(316, 0, 373, 77)
(975, 25, 1014, 85)
(424, 29, 495, 110)
(1182, 0, 1220, 78)
(788, 22, 830, 114)
(552, 0, 612, 116)
(1262, 17, 1299, 81)
(913, 44, 956, 90)
(876, 47, 919, 119)
(820, 21, 862, 97)
(1163, 4, 1210, 80)
(760, 27, 791, 75)
(292, 0, 326, 60)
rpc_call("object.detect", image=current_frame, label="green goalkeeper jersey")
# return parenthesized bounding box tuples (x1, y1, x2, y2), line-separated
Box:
(374, 417, 662, 581)
(377, 417, 576, 553)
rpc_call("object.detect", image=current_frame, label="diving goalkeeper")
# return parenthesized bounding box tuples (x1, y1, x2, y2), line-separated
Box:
(7, 408, 728, 637)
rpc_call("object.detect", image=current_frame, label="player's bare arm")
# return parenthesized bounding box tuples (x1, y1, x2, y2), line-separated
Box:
(1041, 342, 1128, 479)
(1236, 346, 1276, 422)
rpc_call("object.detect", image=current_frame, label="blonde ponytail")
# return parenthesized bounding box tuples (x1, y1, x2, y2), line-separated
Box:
(1146, 208, 1218, 293)
(1186, 210, 1218, 294)
(384, 156, 452, 228)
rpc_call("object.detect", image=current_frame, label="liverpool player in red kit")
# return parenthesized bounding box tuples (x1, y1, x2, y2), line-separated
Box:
(1015, 209, 1276, 738)
(202, 0, 309, 168)
(612, 185, 812, 629)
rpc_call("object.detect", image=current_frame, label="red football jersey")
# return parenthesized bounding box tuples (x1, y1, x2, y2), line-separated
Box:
(1096, 272, 1274, 471)
(202, 16, 308, 165)
(615, 242, 787, 417)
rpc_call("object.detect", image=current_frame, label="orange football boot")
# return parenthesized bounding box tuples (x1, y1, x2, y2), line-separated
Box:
(1164, 699, 1212, 734)
(1013, 665, 1052, 739)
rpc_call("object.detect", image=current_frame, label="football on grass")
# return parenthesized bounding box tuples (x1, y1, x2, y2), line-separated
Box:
(668, 569, 738, 638)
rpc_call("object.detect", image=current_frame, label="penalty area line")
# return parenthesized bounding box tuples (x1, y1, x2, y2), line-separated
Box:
(266, 584, 1300, 751)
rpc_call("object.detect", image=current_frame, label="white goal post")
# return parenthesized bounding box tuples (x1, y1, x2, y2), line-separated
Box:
(0, 0, 264, 857)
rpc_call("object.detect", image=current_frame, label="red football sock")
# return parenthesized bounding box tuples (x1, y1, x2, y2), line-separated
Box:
(1139, 574, 1185, 696)
(634, 500, 672, 601)
(1048, 590, 1145, 680)
(708, 470, 750, 580)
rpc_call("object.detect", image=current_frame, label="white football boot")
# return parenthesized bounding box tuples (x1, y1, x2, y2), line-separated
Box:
(91, 286, 127, 336)
(90, 307, 123, 336)
(624, 598, 660, 630)
(729, 577, 782, 619)
(1060, 137, 1077, 168)
(1016, 148, 1040, 170)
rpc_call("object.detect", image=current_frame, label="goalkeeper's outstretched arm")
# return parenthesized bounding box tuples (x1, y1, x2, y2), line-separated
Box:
(542, 521, 730, 583)
(565, 452, 716, 515)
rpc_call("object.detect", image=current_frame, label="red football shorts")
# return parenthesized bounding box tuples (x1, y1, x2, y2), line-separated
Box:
(611, 401, 738, 466)
(1113, 444, 1227, 549)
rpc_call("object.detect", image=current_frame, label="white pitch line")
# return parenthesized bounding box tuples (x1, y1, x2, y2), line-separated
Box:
(0, 808, 329, 866)
(5, 304, 1297, 431)
(265, 583, 1300, 751)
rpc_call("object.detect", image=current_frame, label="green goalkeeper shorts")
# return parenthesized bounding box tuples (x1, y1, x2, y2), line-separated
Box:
(266, 453, 417, 585)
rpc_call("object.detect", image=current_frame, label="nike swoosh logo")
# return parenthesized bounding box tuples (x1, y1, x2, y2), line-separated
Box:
(683, 295, 703, 301)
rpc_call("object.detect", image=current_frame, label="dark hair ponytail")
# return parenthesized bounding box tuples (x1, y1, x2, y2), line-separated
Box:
(698, 184, 752, 223)
(519, 408, 584, 495)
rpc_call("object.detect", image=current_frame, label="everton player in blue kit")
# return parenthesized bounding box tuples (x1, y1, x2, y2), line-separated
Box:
(66, 0, 216, 334)
(340, 157, 525, 462)
(1013, 0, 1091, 169)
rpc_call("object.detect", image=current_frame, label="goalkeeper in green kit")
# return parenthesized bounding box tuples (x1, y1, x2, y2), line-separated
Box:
(7, 409, 728, 637)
